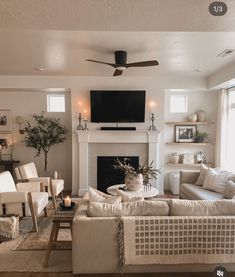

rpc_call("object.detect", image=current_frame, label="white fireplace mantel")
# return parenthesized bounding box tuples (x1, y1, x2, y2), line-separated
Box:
(76, 130, 160, 196)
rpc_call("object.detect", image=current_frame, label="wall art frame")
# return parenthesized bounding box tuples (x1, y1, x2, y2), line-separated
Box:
(175, 125, 197, 143)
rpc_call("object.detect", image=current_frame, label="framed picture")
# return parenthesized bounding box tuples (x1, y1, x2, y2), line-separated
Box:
(0, 133, 13, 160)
(0, 110, 12, 132)
(175, 125, 197, 142)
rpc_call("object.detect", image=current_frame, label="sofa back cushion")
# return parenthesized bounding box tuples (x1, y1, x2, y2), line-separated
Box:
(170, 199, 235, 216)
(195, 164, 209, 186)
(87, 200, 169, 217)
(203, 168, 231, 194)
(115, 189, 144, 202)
(223, 179, 235, 199)
(88, 187, 121, 204)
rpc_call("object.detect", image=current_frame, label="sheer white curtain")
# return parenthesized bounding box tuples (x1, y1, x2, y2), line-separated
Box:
(215, 88, 235, 170)
(226, 89, 235, 171)
(215, 89, 228, 168)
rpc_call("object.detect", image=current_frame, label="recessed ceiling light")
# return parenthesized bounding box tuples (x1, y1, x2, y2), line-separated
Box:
(217, 49, 234, 58)
(34, 67, 45, 71)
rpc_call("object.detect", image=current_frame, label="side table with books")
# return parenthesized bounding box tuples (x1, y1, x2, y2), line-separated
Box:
(43, 200, 78, 267)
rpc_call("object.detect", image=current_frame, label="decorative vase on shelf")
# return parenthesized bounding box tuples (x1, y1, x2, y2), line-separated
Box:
(170, 153, 180, 164)
(125, 173, 143, 191)
(197, 110, 206, 122)
(188, 114, 197, 122)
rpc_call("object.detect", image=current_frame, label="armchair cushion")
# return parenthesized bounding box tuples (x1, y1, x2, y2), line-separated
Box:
(0, 191, 28, 204)
(18, 162, 38, 179)
(31, 192, 49, 214)
(0, 171, 17, 193)
(16, 182, 41, 192)
(52, 179, 64, 195)
(28, 177, 50, 187)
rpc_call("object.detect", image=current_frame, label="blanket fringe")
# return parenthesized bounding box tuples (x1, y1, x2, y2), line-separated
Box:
(116, 217, 125, 273)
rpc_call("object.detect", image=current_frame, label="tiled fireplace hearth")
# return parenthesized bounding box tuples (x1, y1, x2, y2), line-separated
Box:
(76, 130, 160, 196)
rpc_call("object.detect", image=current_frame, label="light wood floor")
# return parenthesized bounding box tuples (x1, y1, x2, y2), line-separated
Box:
(0, 273, 220, 277)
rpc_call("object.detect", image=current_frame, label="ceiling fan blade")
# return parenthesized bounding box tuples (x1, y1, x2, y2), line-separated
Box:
(125, 60, 159, 68)
(86, 59, 116, 67)
(113, 69, 123, 76)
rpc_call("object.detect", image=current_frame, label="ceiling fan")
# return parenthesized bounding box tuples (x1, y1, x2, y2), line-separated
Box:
(86, 50, 159, 76)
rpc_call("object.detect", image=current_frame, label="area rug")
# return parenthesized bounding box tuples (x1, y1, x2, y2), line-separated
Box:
(0, 199, 78, 272)
(14, 217, 71, 251)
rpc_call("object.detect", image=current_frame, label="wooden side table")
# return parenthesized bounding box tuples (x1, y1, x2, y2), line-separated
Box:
(43, 205, 77, 267)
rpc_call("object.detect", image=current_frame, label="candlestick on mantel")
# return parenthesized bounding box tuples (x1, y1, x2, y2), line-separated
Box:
(83, 120, 88, 131)
(77, 113, 83, 130)
(149, 113, 157, 131)
(64, 196, 71, 207)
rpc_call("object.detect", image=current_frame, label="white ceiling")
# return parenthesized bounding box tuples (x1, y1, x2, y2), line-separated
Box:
(0, 0, 235, 78)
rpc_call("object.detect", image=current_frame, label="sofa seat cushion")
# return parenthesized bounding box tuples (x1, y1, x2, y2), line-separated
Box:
(87, 200, 169, 217)
(181, 183, 224, 200)
(170, 199, 235, 216)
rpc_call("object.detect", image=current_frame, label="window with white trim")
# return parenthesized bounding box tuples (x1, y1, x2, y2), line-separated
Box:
(170, 95, 188, 113)
(47, 94, 65, 112)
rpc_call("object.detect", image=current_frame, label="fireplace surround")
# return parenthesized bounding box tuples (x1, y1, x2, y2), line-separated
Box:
(76, 130, 159, 196)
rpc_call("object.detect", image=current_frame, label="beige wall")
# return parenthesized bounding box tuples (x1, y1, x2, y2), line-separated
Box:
(0, 90, 72, 190)
(0, 75, 215, 194)
(164, 89, 218, 189)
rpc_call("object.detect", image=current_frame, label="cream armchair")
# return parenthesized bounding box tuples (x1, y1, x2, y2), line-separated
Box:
(15, 162, 64, 209)
(0, 171, 49, 232)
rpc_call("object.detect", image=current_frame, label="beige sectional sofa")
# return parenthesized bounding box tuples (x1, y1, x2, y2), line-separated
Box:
(72, 196, 235, 274)
(180, 170, 235, 200)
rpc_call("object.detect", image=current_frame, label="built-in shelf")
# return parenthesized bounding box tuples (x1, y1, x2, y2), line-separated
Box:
(167, 163, 213, 168)
(166, 142, 213, 146)
(165, 121, 214, 125)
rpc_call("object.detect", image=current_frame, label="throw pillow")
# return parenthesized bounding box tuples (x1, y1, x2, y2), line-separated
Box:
(170, 199, 235, 216)
(223, 179, 235, 199)
(195, 164, 209, 186)
(87, 200, 169, 217)
(203, 168, 231, 194)
(88, 187, 121, 204)
(115, 189, 144, 202)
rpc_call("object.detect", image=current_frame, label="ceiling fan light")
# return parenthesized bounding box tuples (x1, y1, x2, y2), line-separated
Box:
(116, 66, 126, 71)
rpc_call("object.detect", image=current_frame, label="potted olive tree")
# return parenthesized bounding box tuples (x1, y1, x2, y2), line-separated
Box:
(24, 112, 68, 171)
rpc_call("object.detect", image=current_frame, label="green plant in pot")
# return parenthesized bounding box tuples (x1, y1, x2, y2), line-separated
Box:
(24, 112, 68, 172)
(114, 158, 160, 191)
(194, 131, 208, 143)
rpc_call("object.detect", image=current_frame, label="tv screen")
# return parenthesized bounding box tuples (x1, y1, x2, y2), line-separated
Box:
(90, 90, 146, 123)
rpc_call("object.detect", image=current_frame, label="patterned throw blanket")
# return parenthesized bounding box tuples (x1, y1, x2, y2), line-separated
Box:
(118, 216, 235, 267)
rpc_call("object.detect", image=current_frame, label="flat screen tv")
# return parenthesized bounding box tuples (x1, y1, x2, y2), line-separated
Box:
(90, 90, 146, 123)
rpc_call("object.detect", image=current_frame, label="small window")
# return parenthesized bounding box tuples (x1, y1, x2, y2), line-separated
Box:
(47, 95, 65, 112)
(170, 95, 188, 113)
